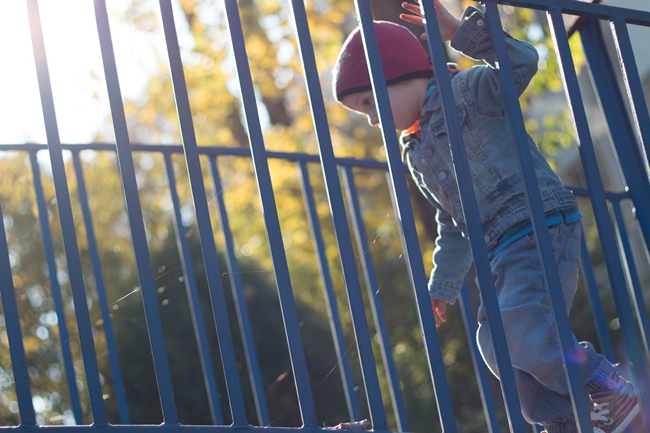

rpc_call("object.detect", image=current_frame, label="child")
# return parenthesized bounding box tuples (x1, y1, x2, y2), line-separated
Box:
(332, 2, 640, 433)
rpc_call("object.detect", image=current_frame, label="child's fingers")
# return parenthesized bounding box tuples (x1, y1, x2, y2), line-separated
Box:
(434, 311, 441, 327)
(401, 2, 421, 15)
(438, 302, 447, 323)
(431, 298, 447, 327)
(434, 308, 445, 325)
(399, 13, 424, 27)
(400, 1, 424, 28)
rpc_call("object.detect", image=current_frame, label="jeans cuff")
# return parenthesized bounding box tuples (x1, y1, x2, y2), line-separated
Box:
(584, 360, 614, 394)
(543, 422, 577, 433)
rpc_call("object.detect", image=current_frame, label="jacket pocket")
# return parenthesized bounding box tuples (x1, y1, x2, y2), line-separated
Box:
(430, 107, 482, 157)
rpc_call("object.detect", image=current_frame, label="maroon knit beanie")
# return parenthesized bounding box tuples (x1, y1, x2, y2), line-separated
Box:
(333, 21, 433, 101)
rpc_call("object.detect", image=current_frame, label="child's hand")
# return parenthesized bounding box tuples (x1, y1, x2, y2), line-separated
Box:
(430, 298, 447, 327)
(400, 0, 462, 42)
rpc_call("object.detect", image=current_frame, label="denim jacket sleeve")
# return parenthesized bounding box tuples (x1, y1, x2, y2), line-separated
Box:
(449, 6, 539, 114)
(428, 207, 473, 304)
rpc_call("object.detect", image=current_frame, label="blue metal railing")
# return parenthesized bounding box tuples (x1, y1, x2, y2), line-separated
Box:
(1, 0, 649, 431)
(28, 0, 109, 425)
(93, 0, 178, 423)
(30, 151, 85, 425)
(164, 152, 224, 425)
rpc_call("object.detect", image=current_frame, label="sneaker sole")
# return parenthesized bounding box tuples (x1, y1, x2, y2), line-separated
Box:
(610, 402, 640, 433)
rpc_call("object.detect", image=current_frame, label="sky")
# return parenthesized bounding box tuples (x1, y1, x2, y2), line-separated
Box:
(0, 0, 192, 145)
(2, 0, 649, 148)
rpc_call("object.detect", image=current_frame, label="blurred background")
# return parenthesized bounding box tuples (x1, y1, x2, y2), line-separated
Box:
(0, 0, 649, 431)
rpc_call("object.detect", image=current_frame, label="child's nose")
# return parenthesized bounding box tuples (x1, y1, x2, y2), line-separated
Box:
(368, 114, 379, 126)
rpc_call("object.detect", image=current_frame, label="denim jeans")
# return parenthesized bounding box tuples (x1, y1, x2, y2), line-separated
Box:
(475, 220, 613, 433)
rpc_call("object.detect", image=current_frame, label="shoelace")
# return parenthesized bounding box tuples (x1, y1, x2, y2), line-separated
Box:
(592, 402, 613, 425)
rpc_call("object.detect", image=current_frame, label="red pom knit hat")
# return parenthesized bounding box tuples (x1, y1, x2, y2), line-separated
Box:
(333, 21, 433, 101)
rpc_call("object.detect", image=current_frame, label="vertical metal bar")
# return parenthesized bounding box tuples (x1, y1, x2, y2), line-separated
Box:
(350, 0, 464, 428)
(610, 18, 650, 179)
(579, 230, 616, 363)
(27, 0, 108, 423)
(386, 174, 497, 433)
(485, 5, 595, 432)
(29, 151, 83, 424)
(224, 1, 319, 426)
(485, 3, 594, 432)
(71, 151, 130, 424)
(226, 29, 319, 427)
(611, 198, 650, 359)
(342, 167, 408, 432)
(158, 0, 251, 424)
(92, 0, 178, 423)
(547, 6, 650, 423)
(162, 153, 223, 425)
(0, 202, 35, 426)
(420, 0, 525, 430)
(289, 0, 394, 427)
(458, 285, 501, 433)
(207, 156, 271, 426)
(579, 19, 650, 267)
(297, 162, 361, 423)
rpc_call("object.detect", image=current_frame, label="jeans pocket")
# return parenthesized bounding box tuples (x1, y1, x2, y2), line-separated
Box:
(522, 228, 558, 254)
(558, 222, 581, 265)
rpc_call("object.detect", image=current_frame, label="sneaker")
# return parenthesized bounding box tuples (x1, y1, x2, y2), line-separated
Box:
(590, 368, 640, 433)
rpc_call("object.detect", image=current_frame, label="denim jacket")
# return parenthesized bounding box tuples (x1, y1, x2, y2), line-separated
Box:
(403, 7, 576, 303)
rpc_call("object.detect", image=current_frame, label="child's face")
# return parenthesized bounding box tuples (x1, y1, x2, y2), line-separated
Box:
(340, 78, 427, 131)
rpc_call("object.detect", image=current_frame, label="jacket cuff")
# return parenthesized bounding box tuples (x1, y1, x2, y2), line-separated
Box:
(450, 6, 487, 55)
(428, 278, 462, 304)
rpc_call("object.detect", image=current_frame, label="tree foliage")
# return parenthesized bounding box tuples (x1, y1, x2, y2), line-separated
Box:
(0, 1, 608, 432)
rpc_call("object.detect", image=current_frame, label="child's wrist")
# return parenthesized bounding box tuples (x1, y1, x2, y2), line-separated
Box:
(450, 19, 462, 39)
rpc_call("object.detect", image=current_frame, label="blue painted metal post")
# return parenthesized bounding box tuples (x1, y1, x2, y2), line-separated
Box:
(385, 175, 499, 433)
(578, 231, 616, 363)
(579, 19, 650, 266)
(71, 152, 130, 424)
(208, 156, 270, 427)
(484, 4, 595, 432)
(92, 0, 179, 423)
(342, 167, 408, 432)
(609, 18, 650, 179)
(289, 0, 392, 428)
(547, 6, 650, 424)
(223, 0, 318, 426)
(420, 0, 528, 430)
(297, 162, 361, 423)
(350, 0, 459, 429)
(0, 203, 35, 426)
(158, 0, 250, 424)
(27, 0, 108, 423)
(458, 285, 501, 433)
(29, 152, 84, 424)
(366, 1, 469, 431)
(162, 153, 223, 425)
(611, 198, 650, 359)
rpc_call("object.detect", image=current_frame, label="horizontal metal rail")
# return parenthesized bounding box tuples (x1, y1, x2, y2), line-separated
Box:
(0, 144, 389, 170)
(483, 0, 650, 26)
